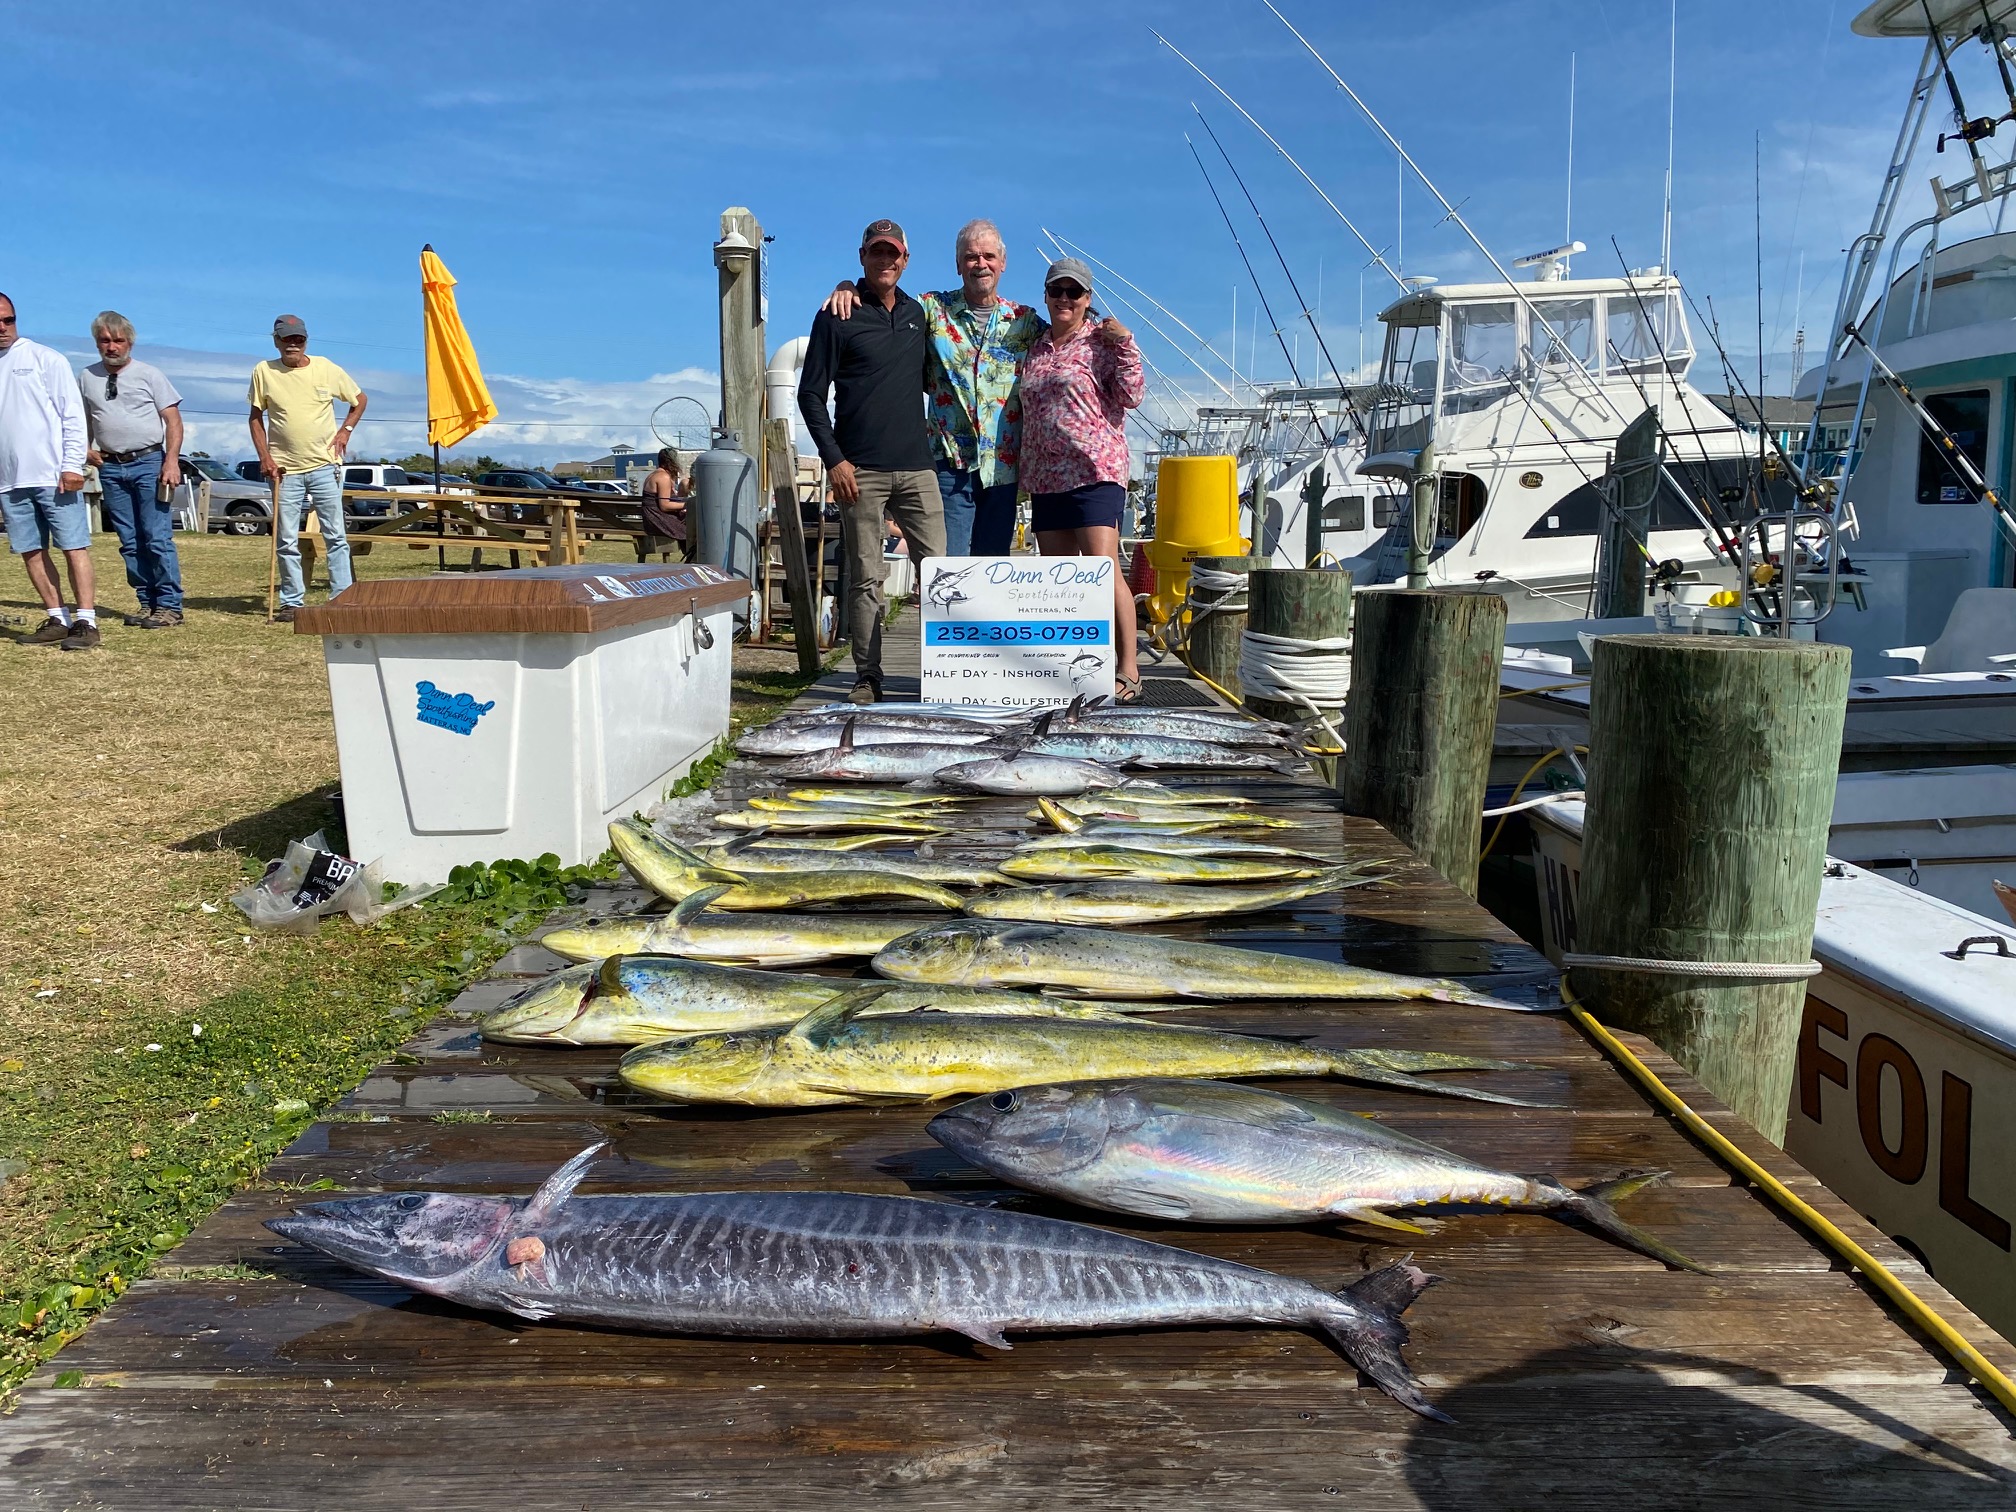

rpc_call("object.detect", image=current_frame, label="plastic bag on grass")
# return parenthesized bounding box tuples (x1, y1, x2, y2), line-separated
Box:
(643, 791, 724, 849)
(230, 831, 441, 932)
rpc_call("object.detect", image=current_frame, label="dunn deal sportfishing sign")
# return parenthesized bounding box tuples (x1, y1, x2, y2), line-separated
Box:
(919, 556, 1116, 707)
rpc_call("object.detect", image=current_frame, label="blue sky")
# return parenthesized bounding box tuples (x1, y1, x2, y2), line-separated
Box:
(3, 0, 1979, 462)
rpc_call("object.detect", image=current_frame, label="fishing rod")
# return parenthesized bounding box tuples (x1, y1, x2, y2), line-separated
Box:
(1041, 229, 1256, 402)
(1185, 133, 1304, 385)
(1149, 29, 1405, 292)
(1844, 321, 2016, 546)
(1194, 107, 1351, 394)
(1258, 0, 1620, 424)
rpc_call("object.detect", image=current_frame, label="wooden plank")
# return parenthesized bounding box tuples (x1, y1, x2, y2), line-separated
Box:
(293, 561, 750, 636)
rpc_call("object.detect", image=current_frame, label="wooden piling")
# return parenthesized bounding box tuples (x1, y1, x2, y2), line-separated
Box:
(1576, 634, 1851, 1143)
(1594, 407, 1658, 620)
(1337, 588, 1507, 896)
(1186, 554, 1264, 700)
(1242, 568, 1352, 727)
(764, 418, 821, 676)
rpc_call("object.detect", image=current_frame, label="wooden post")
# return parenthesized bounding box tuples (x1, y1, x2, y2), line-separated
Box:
(1337, 588, 1507, 896)
(1594, 407, 1658, 619)
(1576, 634, 1851, 1144)
(1186, 554, 1264, 700)
(716, 208, 766, 454)
(1242, 567, 1352, 727)
(766, 417, 821, 676)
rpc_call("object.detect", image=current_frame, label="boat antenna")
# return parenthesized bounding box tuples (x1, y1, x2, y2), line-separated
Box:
(1186, 134, 1303, 386)
(1149, 28, 1406, 291)
(1193, 108, 1353, 403)
(1257, 0, 1616, 419)
(1755, 132, 1767, 502)
(1662, 0, 1676, 277)
(1566, 51, 1577, 253)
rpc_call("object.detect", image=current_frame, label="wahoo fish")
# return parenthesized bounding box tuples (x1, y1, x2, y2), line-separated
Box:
(541, 893, 923, 967)
(1028, 732, 1300, 773)
(872, 919, 1537, 1010)
(769, 723, 1018, 784)
(737, 721, 1002, 757)
(1053, 709, 1293, 748)
(800, 701, 1033, 723)
(999, 847, 1326, 883)
(700, 840, 1010, 889)
(963, 867, 1382, 926)
(934, 754, 1129, 796)
(928, 1079, 1706, 1271)
(480, 956, 1154, 1046)
(617, 988, 1541, 1108)
(267, 1143, 1451, 1419)
(610, 822, 959, 909)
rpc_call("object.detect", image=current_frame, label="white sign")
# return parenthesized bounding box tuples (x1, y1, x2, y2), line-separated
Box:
(918, 556, 1116, 707)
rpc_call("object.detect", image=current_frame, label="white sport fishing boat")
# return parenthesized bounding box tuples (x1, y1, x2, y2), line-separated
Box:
(1341, 246, 1782, 618)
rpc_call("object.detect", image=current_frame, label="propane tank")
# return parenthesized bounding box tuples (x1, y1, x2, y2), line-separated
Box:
(690, 428, 759, 592)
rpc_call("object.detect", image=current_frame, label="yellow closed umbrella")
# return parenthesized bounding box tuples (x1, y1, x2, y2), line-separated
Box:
(421, 244, 496, 451)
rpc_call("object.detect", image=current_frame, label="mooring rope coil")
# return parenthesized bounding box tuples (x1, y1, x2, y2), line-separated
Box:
(1237, 628, 1353, 706)
(1562, 951, 1822, 981)
(1168, 564, 1249, 654)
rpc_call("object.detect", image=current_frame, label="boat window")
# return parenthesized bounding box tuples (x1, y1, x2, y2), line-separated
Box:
(1373, 493, 1403, 527)
(1323, 495, 1366, 532)
(1529, 298, 1595, 369)
(1446, 303, 1519, 399)
(1436, 473, 1487, 539)
(1606, 291, 1691, 373)
(1916, 389, 1991, 504)
(1380, 322, 1440, 400)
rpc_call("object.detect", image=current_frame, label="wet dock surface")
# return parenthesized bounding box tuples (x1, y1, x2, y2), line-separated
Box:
(8, 624, 2016, 1507)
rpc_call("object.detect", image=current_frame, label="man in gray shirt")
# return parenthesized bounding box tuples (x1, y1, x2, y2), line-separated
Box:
(79, 310, 185, 627)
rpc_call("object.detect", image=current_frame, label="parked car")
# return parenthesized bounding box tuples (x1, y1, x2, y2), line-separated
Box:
(570, 479, 633, 495)
(190, 456, 278, 535)
(340, 463, 436, 496)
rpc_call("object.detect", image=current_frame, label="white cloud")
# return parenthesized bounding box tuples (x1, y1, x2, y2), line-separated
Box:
(46, 336, 724, 466)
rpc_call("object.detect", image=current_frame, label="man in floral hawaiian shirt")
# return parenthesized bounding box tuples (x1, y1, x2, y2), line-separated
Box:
(825, 219, 1043, 556)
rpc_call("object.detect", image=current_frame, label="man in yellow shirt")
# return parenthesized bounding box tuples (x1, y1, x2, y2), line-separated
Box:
(247, 314, 369, 620)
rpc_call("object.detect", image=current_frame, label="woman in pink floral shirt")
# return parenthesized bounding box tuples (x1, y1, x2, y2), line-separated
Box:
(1020, 257, 1147, 697)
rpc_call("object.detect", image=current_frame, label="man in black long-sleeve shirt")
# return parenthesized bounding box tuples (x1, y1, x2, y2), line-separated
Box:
(799, 218, 946, 702)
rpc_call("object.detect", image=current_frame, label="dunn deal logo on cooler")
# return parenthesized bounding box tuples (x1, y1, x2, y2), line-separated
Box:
(919, 556, 1116, 707)
(414, 681, 496, 736)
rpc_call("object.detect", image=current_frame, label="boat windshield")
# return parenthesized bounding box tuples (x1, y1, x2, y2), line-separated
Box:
(1368, 319, 1439, 458)
(1529, 297, 1596, 369)
(1445, 302, 1520, 410)
(1606, 290, 1691, 375)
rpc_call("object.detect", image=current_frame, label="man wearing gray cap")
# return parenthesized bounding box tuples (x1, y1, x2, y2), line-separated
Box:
(247, 314, 368, 620)
(798, 218, 944, 703)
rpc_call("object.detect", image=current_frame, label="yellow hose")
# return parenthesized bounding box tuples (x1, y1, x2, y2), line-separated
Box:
(1480, 746, 1584, 859)
(1561, 982, 2016, 1417)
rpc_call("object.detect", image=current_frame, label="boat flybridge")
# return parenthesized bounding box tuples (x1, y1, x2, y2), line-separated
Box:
(1341, 257, 1785, 620)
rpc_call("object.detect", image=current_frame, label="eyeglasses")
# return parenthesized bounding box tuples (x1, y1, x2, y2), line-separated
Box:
(105, 371, 119, 399)
(1045, 284, 1088, 300)
(278, 335, 307, 345)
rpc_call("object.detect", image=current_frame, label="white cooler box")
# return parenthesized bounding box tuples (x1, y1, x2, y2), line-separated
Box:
(297, 563, 746, 883)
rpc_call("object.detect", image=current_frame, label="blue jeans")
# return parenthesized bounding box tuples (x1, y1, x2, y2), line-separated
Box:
(934, 463, 1019, 557)
(276, 464, 352, 607)
(98, 451, 183, 611)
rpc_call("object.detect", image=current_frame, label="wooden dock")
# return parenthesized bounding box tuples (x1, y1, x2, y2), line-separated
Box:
(7, 619, 2016, 1507)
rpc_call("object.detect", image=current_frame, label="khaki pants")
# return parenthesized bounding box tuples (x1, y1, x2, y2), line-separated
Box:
(842, 468, 944, 684)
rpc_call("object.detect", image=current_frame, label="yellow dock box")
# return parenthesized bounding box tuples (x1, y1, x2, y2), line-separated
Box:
(1146, 456, 1247, 626)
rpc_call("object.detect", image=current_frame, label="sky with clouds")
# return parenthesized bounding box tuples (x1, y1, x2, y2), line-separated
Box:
(5, 0, 1998, 464)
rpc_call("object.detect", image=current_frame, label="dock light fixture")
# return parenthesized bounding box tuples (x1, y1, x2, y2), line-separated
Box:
(713, 229, 755, 273)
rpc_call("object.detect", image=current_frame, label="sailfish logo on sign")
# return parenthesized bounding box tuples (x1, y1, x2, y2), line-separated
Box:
(926, 562, 982, 611)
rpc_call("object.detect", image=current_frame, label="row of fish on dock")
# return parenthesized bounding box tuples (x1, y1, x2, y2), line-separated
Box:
(270, 698, 1704, 1423)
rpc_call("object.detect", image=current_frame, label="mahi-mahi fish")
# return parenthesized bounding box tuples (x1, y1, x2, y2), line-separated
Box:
(540, 891, 924, 967)
(927, 1078, 1706, 1271)
(266, 1142, 1453, 1419)
(610, 819, 959, 908)
(481, 956, 1159, 1045)
(615, 987, 1543, 1108)
(872, 919, 1538, 1010)
(962, 867, 1384, 926)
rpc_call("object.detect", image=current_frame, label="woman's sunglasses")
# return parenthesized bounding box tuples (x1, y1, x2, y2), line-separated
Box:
(1045, 283, 1089, 300)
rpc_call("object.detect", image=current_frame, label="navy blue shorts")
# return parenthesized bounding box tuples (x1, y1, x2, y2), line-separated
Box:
(1030, 481, 1125, 533)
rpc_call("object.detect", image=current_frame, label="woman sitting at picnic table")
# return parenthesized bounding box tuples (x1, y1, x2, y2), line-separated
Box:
(1018, 257, 1146, 701)
(641, 448, 689, 561)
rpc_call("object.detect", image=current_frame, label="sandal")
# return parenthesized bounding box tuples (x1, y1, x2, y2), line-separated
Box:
(1115, 672, 1143, 704)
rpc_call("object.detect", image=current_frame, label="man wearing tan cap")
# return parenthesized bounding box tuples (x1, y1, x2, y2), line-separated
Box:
(247, 314, 368, 621)
(798, 218, 944, 703)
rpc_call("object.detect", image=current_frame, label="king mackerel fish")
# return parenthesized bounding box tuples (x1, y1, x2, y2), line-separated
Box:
(268, 1143, 1453, 1419)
